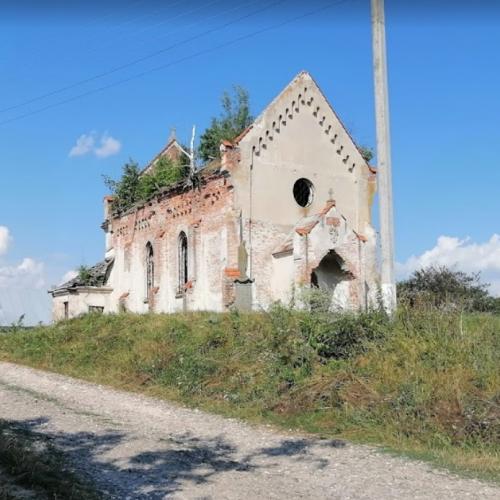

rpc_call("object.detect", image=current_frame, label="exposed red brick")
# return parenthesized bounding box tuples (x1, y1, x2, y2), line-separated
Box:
(319, 199, 336, 216)
(233, 125, 253, 144)
(295, 221, 318, 236)
(326, 217, 341, 227)
(224, 267, 240, 278)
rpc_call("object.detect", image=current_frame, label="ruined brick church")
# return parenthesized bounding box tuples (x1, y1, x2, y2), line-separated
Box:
(51, 72, 379, 320)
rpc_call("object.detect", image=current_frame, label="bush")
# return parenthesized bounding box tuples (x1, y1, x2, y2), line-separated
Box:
(301, 311, 388, 360)
(104, 156, 188, 213)
(0, 308, 498, 479)
(138, 156, 188, 201)
(398, 266, 499, 313)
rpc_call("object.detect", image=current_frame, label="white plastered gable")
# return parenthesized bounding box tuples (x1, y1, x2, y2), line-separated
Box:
(238, 71, 371, 179)
(235, 71, 373, 233)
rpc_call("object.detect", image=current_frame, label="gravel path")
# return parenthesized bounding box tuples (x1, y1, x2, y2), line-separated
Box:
(0, 361, 497, 499)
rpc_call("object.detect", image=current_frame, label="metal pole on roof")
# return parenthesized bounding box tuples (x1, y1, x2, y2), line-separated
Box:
(189, 124, 196, 174)
(371, 0, 396, 314)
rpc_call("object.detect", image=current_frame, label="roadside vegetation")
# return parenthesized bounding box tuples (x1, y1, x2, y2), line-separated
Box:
(0, 267, 498, 481)
(0, 419, 99, 499)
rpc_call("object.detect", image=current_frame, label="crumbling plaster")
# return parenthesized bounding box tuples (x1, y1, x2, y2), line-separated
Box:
(51, 71, 379, 321)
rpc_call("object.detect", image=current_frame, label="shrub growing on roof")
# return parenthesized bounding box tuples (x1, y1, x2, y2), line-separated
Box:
(104, 156, 188, 214)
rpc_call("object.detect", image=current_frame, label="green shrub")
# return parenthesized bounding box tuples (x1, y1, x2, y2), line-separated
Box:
(398, 266, 498, 313)
(103, 156, 188, 214)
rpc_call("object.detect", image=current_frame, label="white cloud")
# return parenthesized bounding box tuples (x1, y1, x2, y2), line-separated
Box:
(0, 226, 49, 325)
(0, 257, 48, 326)
(69, 133, 96, 157)
(0, 226, 12, 255)
(69, 131, 121, 159)
(397, 234, 500, 296)
(0, 257, 45, 290)
(60, 269, 78, 284)
(95, 133, 121, 158)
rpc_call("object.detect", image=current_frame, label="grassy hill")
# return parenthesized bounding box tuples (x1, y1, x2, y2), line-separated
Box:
(0, 306, 498, 481)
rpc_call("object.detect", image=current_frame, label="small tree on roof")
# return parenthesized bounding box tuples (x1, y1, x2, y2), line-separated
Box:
(103, 160, 141, 213)
(199, 86, 253, 163)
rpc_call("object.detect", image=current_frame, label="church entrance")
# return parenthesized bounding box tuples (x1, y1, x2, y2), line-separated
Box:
(311, 250, 351, 310)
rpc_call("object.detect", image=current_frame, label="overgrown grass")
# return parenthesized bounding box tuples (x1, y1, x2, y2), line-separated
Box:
(0, 419, 100, 499)
(0, 307, 498, 481)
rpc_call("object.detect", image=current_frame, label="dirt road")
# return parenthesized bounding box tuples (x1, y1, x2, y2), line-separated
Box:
(0, 361, 497, 499)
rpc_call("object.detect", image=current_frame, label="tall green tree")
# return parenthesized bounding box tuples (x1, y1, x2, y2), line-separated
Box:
(199, 86, 253, 162)
(103, 160, 141, 213)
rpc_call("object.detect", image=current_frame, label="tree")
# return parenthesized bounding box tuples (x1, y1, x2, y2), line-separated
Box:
(104, 156, 188, 213)
(138, 156, 188, 200)
(397, 266, 497, 312)
(199, 86, 253, 162)
(103, 160, 141, 213)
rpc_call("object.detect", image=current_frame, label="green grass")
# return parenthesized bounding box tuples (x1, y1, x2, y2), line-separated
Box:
(0, 419, 100, 499)
(0, 306, 498, 482)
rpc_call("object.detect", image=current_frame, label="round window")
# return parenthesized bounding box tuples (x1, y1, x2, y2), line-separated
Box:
(293, 178, 314, 207)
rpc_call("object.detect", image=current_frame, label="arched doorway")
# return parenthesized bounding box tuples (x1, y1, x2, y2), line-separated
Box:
(311, 250, 351, 310)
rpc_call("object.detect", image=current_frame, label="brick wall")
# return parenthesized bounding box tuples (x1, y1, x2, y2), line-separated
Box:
(107, 173, 239, 313)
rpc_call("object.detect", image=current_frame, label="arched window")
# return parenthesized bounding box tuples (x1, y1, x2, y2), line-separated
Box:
(146, 242, 154, 299)
(178, 231, 188, 291)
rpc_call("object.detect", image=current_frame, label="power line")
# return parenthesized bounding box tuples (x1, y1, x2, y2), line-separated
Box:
(0, 0, 280, 114)
(0, 0, 152, 85)
(62, 0, 224, 67)
(0, 0, 351, 127)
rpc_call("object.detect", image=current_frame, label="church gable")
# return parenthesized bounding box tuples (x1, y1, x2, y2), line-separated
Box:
(232, 71, 373, 231)
(141, 137, 186, 176)
(236, 71, 370, 179)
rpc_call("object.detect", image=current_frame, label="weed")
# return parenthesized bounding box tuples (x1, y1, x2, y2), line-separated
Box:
(0, 307, 498, 481)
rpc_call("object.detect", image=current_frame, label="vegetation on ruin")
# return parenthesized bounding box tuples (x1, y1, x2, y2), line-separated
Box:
(1, 288, 499, 481)
(198, 85, 253, 162)
(104, 156, 189, 213)
(358, 146, 374, 163)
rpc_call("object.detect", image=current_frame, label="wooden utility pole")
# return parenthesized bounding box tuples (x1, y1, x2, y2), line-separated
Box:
(371, 0, 396, 313)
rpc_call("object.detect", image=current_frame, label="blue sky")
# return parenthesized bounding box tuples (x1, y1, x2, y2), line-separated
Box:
(1, 0, 499, 324)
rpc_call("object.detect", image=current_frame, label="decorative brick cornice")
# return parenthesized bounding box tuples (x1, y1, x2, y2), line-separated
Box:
(247, 77, 372, 177)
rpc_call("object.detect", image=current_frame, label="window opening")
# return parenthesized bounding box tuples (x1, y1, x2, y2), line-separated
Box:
(178, 232, 188, 291)
(146, 242, 154, 299)
(293, 178, 314, 207)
